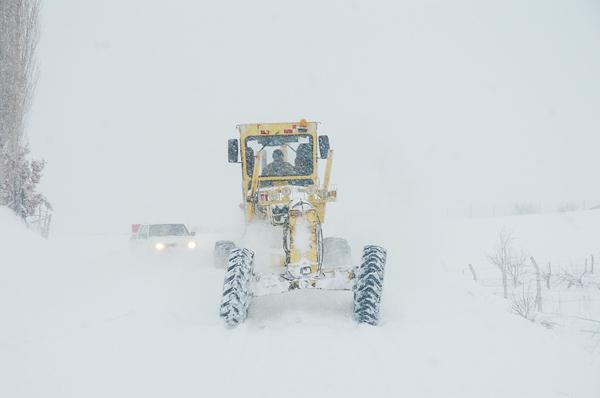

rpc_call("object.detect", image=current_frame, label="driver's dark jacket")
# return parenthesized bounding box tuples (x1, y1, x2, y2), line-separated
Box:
(261, 160, 296, 176)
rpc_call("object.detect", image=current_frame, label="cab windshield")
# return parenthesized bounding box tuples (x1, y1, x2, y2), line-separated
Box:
(149, 224, 189, 237)
(245, 134, 314, 178)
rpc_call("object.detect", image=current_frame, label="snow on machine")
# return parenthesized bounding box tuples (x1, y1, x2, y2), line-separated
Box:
(217, 120, 387, 326)
(130, 223, 198, 252)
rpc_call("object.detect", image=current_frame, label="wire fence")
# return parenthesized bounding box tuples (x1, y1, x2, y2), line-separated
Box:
(26, 202, 52, 238)
(465, 254, 600, 348)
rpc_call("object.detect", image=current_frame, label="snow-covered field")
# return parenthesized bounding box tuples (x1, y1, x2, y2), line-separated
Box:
(2, 207, 599, 398)
(4, 0, 599, 396)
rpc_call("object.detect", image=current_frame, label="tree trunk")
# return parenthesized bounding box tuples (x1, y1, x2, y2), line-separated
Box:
(530, 256, 543, 312)
(0, 0, 40, 214)
(501, 269, 508, 299)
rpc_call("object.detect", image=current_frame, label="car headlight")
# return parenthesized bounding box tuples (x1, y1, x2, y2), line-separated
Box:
(155, 242, 166, 251)
(187, 241, 197, 249)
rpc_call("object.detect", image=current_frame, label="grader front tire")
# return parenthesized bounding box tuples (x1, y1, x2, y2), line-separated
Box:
(353, 245, 387, 325)
(219, 248, 254, 327)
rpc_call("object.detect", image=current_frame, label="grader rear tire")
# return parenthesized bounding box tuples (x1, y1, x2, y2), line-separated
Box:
(219, 248, 254, 327)
(353, 245, 387, 325)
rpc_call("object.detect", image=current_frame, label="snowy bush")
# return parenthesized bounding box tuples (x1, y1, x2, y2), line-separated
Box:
(0, 143, 50, 219)
(557, 266, 594, 289)
(511, 286, 537, 322)
(511, 202, 540, 215)
(557, 202, 579, 213)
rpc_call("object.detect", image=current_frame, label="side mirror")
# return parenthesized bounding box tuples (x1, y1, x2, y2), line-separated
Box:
(318, 135, 330, 159)
(228, 139, 239, 163)
(191, 231, 196, 236)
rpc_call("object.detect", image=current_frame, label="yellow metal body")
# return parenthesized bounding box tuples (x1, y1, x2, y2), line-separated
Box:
(235, 120, 337, 274)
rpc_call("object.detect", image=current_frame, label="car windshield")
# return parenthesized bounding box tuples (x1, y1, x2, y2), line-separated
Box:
(245, 134, 313, 178)
(149, 224, 189, 237)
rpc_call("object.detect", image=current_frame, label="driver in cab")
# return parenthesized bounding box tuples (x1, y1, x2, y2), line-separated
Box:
(262, 149, 295, 177)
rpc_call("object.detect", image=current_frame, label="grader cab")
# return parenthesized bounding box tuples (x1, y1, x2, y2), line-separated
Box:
(216, 120, 387, 326)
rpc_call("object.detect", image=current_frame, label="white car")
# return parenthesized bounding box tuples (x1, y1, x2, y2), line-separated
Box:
(130, 223, 198, 252)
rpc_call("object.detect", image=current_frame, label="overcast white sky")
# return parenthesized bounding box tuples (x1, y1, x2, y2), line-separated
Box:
(26, 0, 600, 234)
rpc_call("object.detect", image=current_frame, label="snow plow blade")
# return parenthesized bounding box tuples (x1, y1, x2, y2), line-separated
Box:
(250, 267, 355, 297)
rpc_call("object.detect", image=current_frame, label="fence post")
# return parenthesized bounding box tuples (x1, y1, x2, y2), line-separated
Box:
(468, 264, 477, 281)
(530, 256, 543, 312)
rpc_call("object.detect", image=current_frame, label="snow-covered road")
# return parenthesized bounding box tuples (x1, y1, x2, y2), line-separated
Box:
(1, 210, 598, 398)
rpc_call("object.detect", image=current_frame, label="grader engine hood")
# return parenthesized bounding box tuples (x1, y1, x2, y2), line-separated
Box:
(254, 186, 323, 276)
(285, 200, 322, 278)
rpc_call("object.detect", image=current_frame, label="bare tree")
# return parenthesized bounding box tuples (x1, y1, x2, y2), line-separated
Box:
(488, 231, 526, 298)
(0, 0, 45, 218)
(489, 231, 511, 299)
(0, 0, 40, 148)
(507, 250, 527, 288)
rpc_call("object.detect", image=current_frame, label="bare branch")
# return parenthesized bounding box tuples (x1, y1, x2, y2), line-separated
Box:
(511, 285, 537, 321)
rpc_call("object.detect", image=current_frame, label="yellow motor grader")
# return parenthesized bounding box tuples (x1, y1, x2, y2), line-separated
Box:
(217, 120, 387, 326)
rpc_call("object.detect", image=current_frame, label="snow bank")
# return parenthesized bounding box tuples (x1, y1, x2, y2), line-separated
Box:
(0, 206, 45, 256)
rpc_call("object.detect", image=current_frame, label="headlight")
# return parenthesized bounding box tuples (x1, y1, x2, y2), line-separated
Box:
(187, 241, 197, 249)
(155, 242, 166, 251)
